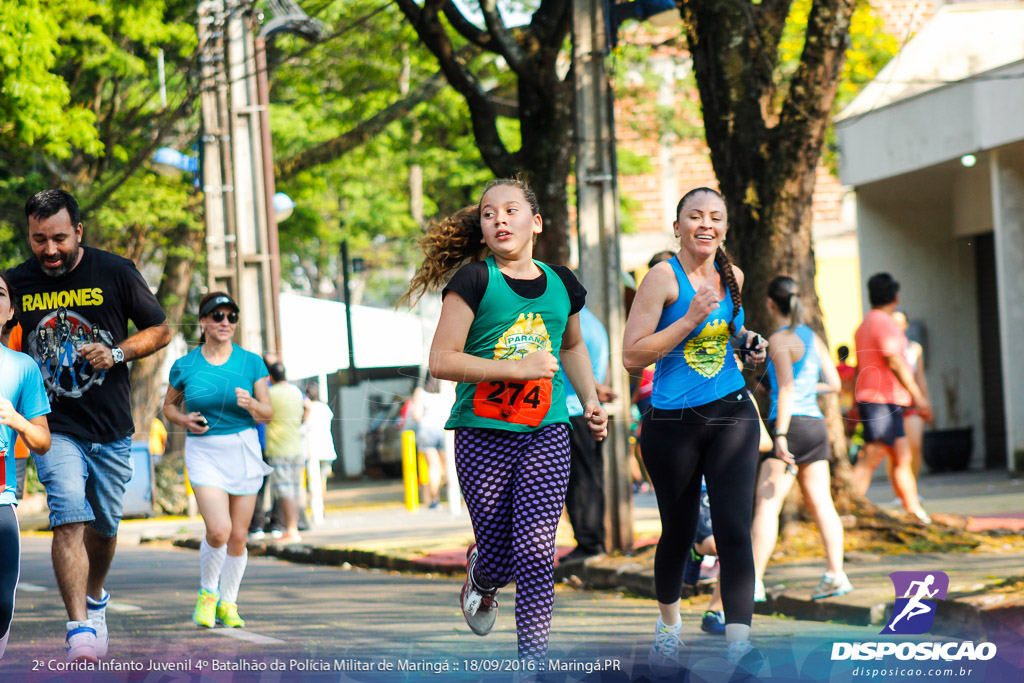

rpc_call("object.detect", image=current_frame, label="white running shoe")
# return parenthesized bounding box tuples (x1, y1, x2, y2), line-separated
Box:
(460, 544, 498, 636)
(65, 620, 99, 663)
(647, 617, 683, 678)
(726, 640, 765, 674)
(86, 590, 109, 657)
(753, 579, 766, 603)
(811, 571, 854, 600)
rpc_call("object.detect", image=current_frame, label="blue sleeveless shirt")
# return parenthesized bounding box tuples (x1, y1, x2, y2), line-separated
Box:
(767, 324, 823, 419)
(650, 257, 746, 409)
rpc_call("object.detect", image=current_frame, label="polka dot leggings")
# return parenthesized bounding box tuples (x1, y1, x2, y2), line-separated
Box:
(455, 423, 570, 659)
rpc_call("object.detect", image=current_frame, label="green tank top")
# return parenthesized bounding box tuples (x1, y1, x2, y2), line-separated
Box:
(446, 256, 571, 432)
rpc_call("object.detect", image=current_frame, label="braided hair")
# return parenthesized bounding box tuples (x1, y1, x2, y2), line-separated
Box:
(714, 248, 742, 336)
(399, 178, 540, 307)
(677, 187, 742, 336)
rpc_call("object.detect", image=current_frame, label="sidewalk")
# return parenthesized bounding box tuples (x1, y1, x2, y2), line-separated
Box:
(26, 468, 1024, 640)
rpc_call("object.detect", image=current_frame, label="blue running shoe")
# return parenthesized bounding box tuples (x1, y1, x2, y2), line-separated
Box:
(701, 610, 725, 634)
(682, 547, 703, 586)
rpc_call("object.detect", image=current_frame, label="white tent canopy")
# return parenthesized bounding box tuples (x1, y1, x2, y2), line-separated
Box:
(279, 292, 423, 380)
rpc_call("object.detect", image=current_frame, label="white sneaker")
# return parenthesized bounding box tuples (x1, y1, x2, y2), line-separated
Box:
(726, 640, 765, 674)
(699, 556, 720, 583)
(86, 590, 109, 657)
(647, 617, 683, 678)
(460, 544, 498, 636)
(753, 579, 766, 602)
(65, 620, 99, 663)
(812, 571, 854, 599)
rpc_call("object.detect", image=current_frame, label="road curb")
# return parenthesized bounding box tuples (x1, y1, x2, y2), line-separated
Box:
(165, 536, 1021, 640)
(169, 537, 467, 576)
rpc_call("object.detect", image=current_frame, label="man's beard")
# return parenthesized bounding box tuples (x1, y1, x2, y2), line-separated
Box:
(39, 246, 79, 277)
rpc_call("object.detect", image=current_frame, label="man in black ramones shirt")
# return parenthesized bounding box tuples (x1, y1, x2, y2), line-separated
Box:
(8, 189, 171, 662)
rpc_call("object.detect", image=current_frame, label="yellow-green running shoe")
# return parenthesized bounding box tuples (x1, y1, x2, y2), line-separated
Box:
(216, 601, 245, 628)
(193, 589, 218, 628)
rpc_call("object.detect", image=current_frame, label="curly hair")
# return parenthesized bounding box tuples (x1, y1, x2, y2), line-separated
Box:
(399, 177, 539, 307)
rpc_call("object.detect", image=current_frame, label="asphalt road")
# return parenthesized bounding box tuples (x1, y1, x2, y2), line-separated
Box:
(1, 537, 894, 682)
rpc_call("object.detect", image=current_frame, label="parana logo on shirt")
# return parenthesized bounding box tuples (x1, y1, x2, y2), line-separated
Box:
(684, 319, 729, 378)
(493, 312, 551, 360)
(22, 288, 104, 312)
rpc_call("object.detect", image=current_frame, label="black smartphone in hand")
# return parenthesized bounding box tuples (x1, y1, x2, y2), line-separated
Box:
(740, 333, 766, 361)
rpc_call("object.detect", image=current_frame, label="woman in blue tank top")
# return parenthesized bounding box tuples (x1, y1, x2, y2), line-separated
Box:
(750, 276, 851, 603)
(623, 188, 768, 675)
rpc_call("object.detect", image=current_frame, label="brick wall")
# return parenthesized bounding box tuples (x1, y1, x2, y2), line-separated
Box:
(614, 0, 937, 238)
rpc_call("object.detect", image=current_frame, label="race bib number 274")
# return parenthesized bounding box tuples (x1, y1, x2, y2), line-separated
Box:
(472, 378, 551, 427)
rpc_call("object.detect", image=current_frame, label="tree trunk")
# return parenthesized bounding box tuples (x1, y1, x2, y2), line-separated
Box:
(129, 219, 203, 439)
(392, 0, 574, 264)
(679, 0, 892, 519)
(519, 76, 574, 265)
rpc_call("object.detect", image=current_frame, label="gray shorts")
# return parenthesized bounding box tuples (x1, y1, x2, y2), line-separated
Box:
(267, 456, 304, 501)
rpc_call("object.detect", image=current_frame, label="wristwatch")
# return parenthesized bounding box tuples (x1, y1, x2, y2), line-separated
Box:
(111, 347, 125, 365)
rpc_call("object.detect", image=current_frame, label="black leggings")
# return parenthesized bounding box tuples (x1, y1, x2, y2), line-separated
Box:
(640, 394, 759, 626)
(0, 504, 19, 659)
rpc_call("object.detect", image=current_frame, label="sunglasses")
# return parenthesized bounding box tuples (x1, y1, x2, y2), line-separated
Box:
(210, 311, 239, 324)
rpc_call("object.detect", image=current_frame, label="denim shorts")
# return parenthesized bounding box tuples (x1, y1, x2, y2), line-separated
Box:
(857, 402, 906, 446)
(415, 425, 445, 451)
(32, 434, 133, 537)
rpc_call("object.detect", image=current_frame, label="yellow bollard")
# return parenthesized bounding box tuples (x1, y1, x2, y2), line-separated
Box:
(402, 430, 419, 511)
(417, 452, 429, 486)
(184, 464, 198, 518)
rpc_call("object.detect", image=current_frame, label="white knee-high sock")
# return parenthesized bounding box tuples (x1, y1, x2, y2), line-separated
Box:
(219, 552, 248, 604)
(0, 627, 9, 660)
(725, 623, 751, 643)
(199, 538, 227, 593)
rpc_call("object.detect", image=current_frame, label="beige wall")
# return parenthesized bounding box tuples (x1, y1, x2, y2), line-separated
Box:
(855, 165, 987, 467)
(814, 237, 862, 360)
(990, 145, 1024, 470)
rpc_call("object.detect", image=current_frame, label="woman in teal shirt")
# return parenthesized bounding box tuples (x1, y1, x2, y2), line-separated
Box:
(0, 270, 51, 662)
(163, 292, 272, 630)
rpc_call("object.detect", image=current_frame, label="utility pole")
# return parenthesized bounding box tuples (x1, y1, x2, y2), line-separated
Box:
(198, 0, 324, 356)
(198, 0, 275, 355)
(572, 0, 633, 552)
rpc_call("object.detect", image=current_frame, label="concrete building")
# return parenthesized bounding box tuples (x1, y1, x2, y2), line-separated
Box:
(835, 3, 1024, 472)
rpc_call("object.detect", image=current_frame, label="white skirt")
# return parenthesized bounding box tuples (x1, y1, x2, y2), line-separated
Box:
(184, 429, 274, 495)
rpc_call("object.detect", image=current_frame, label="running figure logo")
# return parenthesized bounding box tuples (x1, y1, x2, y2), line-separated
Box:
(881, 571, 949, 635)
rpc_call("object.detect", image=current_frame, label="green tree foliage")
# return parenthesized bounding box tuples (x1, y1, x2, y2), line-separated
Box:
(266, 2, 492, 302)
(0, 1, 101, 159)
(777, 0, 898, 168)
(0, 0, 198, 268)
